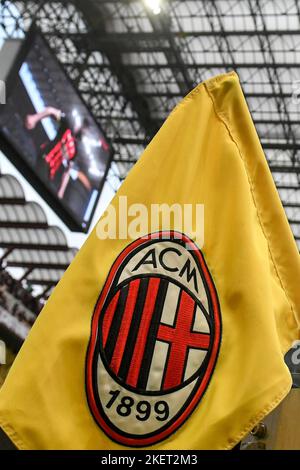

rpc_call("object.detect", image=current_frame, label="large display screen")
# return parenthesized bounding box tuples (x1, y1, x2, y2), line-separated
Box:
(0, 28, 112, 232)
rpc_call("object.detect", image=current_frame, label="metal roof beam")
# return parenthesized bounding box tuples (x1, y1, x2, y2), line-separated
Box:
(269, 165, 300, 173)
(282, 202, 300, 208)
(27, 280, 57, 287)
(143, 8, 194, 95)
(255, 120, 300, 125)
(263, 143, 300, 150)
(45, 30, 300, 41)
(88, 90, 295, 99)
(0, 242, 70, 251)
(277, 185, 300, 190)
(112, 140, 300, 151)
(247, 0, 295, 161)
(62, 62, 300, 70)
(6, 261, 70, 270)
(73, 0, 158, 139)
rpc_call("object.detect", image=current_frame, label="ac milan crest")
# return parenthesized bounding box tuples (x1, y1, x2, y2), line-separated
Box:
(86, 231, 221, 447)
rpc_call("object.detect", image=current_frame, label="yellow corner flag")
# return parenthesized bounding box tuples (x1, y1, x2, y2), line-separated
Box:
(0, 71, 299, 450)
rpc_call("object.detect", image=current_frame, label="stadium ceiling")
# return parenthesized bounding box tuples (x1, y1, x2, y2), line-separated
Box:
(1, 0, 300, 248)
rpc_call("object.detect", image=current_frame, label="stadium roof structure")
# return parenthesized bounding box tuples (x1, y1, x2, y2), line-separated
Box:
(0, 169, 77, 298)
(0, 0, 300, 248)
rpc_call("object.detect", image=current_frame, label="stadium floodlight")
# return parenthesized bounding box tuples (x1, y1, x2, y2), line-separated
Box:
(144, 0, 162, 15)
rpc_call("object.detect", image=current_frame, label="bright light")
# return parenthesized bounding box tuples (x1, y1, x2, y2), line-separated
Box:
(145, 0, 161, 15)
(89, 165, 103, 177)
(82, 135, 102, 151)
(72, 109, 82, 128)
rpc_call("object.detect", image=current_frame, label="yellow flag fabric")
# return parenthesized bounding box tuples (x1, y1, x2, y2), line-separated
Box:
(0, 71, 299, 450)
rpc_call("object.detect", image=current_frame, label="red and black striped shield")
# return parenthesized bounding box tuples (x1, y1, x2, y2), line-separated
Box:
(86, 231, 221, 447)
